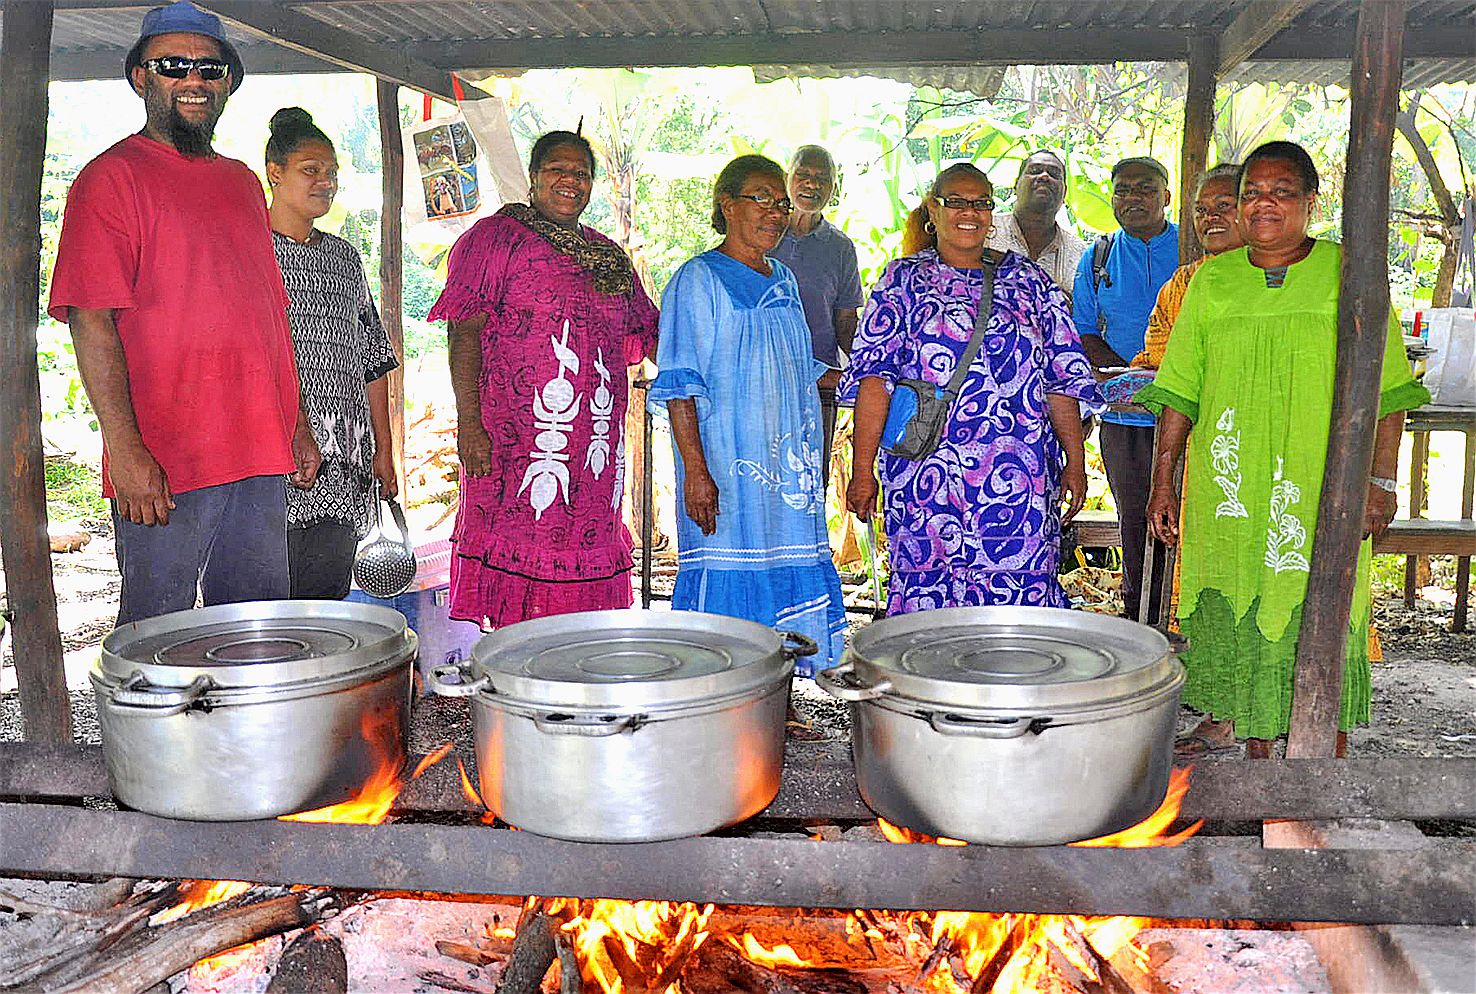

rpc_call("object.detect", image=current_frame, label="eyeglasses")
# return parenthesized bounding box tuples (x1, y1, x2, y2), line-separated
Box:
(937, 196, 996, 211)
(733, 193, 794, 214)
(142, 56, 230, 81)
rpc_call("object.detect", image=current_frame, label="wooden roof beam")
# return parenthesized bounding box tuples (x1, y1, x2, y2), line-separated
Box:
(195, 0, 475, 102)
(48, 42, 336, 80)
(1216, 0, 1319, 77)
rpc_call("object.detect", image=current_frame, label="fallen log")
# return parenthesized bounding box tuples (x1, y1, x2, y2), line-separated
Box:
(0, 881, 178, 989)
(47, 889, 341, 994)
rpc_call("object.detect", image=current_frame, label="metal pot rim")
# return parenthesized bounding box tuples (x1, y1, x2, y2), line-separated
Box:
(466, 609, 802, 709)
(842, 606, 1178, 711)
(98, 600, 416, 691)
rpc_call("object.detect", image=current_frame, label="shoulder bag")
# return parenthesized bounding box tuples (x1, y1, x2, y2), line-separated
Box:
(880, 249, 1002, 460)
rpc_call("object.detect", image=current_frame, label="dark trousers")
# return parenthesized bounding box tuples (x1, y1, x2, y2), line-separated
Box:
(112, 474, 288, 626)
(288, 521, 360, 600)
(819, 387, 838, 498)
(1098, 422, 1162, 620)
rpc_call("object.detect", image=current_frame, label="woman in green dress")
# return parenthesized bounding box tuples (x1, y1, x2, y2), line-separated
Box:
(1138, 141, 1429, 759)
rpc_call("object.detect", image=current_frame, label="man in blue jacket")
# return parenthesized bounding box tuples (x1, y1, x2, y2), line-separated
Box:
(1072, 156, 1179, 619)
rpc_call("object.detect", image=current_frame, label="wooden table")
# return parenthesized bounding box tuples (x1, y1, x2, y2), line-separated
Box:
(1402, 404, 1476, 632)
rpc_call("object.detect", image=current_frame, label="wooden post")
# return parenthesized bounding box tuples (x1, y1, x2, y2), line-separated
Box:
(1286, 1, 1406, 759)
(1179, 34, 1218, 265)
(0, 0, 70, 744)
(376, 80, 406, 489)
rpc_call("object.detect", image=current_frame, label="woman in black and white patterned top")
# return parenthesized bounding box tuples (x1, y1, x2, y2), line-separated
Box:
(267, 107, 400, 598)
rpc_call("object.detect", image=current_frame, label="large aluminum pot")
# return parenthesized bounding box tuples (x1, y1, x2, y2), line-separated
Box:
(429, 609, 815, 842)
(818, 607, 1182, 846)
(92, 601, 416, 821)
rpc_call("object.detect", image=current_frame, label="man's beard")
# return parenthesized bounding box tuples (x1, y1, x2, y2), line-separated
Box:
(144, 78, 223, 157)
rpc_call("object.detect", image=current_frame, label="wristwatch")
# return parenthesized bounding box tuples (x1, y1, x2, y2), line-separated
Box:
(1369, 476, 1397, 493)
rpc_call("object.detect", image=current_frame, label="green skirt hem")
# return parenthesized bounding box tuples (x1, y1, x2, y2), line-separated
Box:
(1179, 589, 1370, 740)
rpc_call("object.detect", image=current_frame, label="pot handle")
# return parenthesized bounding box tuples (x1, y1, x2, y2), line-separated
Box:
(776, 630, 818, 660)
(428, 662, 490, 698)
(532, 712, 642, 737)
(815, 661, 892, 702)
(107, 672, 213, 718)
(927, 712, 1036, 739)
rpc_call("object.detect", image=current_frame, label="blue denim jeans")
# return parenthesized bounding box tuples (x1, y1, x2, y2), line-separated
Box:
(112, 474, 288, 626)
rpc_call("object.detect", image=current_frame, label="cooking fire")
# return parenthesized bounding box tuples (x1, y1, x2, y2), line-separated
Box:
(22, 750, 1258, 994)
(5, 606, 1466, 992)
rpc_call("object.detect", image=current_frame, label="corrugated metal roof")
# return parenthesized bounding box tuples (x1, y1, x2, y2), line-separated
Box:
(14, 0, 1476, 89)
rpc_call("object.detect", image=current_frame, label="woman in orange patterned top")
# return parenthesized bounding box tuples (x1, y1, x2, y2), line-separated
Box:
(1132, 163, 1243, 369)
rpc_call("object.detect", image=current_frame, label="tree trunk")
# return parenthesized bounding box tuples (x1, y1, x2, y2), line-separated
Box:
(1286, 0, 1407, 759)
(0, 0, 68, 745)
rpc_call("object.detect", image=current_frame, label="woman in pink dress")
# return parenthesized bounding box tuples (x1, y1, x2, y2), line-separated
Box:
(429, 131, 658, 627)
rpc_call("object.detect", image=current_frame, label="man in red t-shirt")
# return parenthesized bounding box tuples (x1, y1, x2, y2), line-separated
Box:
(48, 2, 321, 625)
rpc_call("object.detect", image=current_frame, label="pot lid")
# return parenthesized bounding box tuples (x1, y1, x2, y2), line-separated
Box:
(470, 609, 792, 709)
(846, 606, 1176, 711)
(98, 600, 414, 690)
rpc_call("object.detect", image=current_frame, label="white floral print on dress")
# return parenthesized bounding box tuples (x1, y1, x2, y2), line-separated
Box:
(731, 416, 823, 514)
(1210, 406, 1249, 519)
(519, 319, 582, 520)
(586, 347, 613, 480)
(1264, 456, 1310, 574)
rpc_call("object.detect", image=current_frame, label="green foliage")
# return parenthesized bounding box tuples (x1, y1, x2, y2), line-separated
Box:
(26, 69, 1476, 453)
(45, 458, 106, 521)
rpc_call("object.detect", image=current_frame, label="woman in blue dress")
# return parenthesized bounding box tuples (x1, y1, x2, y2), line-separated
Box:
(650, 155, 846, 672)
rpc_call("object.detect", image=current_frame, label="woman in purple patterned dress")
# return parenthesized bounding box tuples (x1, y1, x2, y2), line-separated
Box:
(841, 164, 1099, 613)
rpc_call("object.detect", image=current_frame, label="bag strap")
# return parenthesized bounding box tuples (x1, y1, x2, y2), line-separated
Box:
(1091, 233, 1114, 333)
(942, 248, 1003, 399)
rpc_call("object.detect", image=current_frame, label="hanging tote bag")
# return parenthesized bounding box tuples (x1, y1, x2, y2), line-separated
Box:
(880, 249, 1001, 460)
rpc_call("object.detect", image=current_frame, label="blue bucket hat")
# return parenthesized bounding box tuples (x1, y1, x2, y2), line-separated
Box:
(124, 2, 245, 94)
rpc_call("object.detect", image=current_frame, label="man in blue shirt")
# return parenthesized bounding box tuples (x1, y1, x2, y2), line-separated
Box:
(1072, 156, 1179, 619)
(770, 145, 864, 496)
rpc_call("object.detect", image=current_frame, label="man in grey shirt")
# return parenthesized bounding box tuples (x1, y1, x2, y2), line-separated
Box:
(769, 145, 864, 494)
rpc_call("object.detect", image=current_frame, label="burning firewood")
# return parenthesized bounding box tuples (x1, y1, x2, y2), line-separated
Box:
(911, 933, 953, 990)
(682, 938, 866, 994)
(968, 915, 1027, 993)
(553, 933, 582, 994)
(491, 906, 555, 994)
(0, 879, 176, 989)
(5, 886, 342, 994)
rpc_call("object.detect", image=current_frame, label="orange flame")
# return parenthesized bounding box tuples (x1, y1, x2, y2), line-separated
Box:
(1070, 767, 1202, 847)
(411, 740, 455, 779)
(543, 897, 713, 994)
(277, 716, 447, 826)
(726, 933, 806, 968)
(457, 757, 499, 825)
(150, 879, 253, 925)
(859, 767, 1199, 991)
(877, 818, 967, 845)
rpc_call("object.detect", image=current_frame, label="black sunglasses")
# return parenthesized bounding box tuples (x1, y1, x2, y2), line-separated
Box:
(142, 56, 230, 81)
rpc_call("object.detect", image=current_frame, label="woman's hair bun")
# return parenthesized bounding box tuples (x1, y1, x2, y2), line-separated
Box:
(269, 106, 315, 134)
